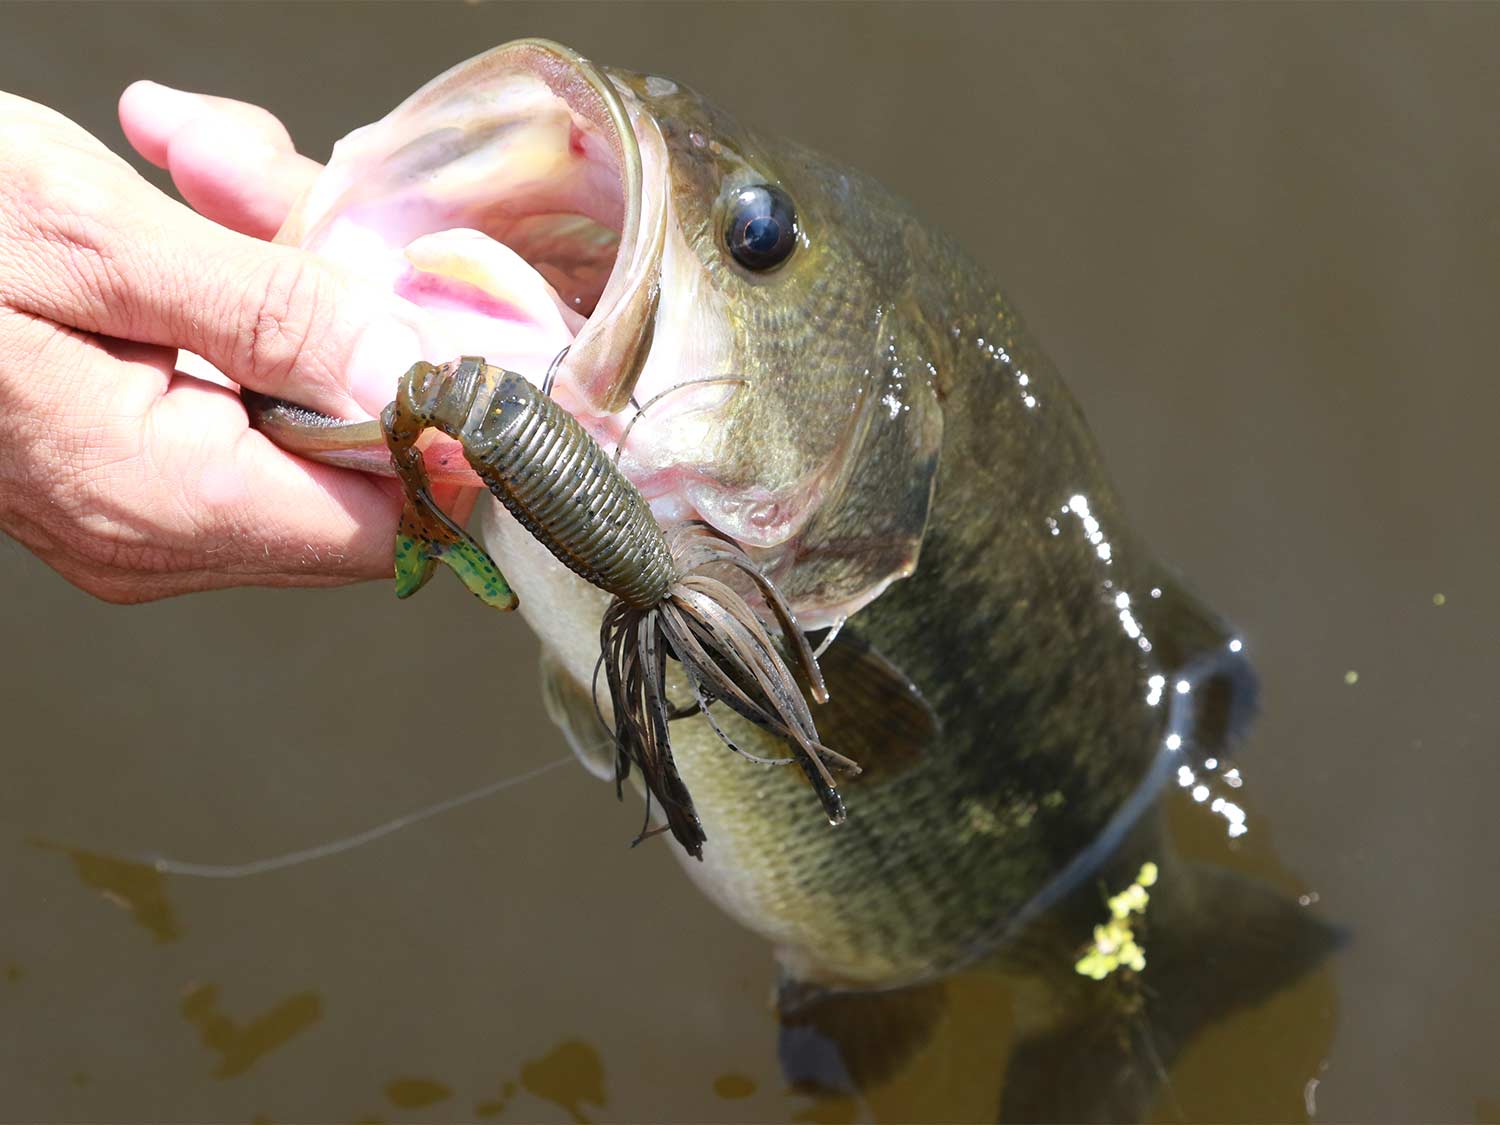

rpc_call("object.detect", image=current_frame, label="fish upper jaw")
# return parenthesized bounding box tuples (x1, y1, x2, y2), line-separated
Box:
(546, 52, 668, 416)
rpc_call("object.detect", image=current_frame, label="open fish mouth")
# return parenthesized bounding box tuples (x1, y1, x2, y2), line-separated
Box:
(255, 39, 667, 480)
(252, 39, 942, 631)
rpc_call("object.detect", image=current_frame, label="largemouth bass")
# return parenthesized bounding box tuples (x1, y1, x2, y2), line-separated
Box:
(250, 40, 1337, 1119)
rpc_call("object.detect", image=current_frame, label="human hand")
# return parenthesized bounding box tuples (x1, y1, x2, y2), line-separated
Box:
(0, 83, 433, 603)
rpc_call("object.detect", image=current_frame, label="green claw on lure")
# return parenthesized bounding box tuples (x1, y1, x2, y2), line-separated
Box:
(392, 528, 514, 609)
(384, 369, 519, 609)
(393, 507, 515, 610)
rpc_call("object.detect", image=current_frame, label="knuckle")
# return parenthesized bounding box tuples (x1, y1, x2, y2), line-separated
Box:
(0, 101, 129, 221)
(235, 101, 295, 149)
(230, 251, 338, 395)
(5, 141, 115, 244)
(0, 140, 135, 319)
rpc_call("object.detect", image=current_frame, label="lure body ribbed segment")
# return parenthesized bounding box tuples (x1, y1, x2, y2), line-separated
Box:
(391, 357, 675, 610)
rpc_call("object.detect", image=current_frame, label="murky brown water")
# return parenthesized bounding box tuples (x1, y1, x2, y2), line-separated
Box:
(3, 3, 1497, 1122)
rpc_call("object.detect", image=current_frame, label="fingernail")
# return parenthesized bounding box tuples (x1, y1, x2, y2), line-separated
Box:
(348, 318, 425, 417)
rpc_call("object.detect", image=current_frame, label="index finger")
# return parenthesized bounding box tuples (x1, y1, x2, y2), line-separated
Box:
(119, 81, 323, 241)
(0, 120, 428, 419)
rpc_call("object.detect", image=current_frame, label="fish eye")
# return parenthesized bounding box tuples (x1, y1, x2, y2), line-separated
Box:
(725, 184, 797, 271)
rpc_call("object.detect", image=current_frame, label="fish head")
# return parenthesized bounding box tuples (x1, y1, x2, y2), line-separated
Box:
(600, 66, 949, 626)
(273, 40, 946, 627)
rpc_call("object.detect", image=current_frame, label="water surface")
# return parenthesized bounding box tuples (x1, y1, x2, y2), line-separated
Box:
(3, 4, 1496, 1121)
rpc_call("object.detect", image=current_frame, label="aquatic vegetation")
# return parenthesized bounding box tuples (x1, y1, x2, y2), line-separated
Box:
(1074, 861, 1159, 981)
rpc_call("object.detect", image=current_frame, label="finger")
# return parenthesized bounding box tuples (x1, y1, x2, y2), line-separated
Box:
(119, 81, 321, 240)
(119, 80, 294, 167)
(146, 376, 399, 581)
(0, 150, 426, 420)
(0, 309, 399, 599)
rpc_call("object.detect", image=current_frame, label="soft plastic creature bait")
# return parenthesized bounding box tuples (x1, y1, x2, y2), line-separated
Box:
(380, 356, 857, 857)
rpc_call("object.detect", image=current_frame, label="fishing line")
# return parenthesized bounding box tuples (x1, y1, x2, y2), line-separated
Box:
(540, 344, 570, 398)
(141, 757, 570, 879)
(612, 376, 749, 466)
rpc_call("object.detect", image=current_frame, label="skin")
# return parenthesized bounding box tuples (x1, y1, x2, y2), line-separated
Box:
(0, 83, 481, 602)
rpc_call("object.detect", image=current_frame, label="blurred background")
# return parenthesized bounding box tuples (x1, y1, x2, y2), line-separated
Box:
(2, 3, 1497, 1121)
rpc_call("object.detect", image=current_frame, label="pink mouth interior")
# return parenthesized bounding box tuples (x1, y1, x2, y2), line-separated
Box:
(290, 72, 630, 418)
(387, 228, 585, 385)
(397, 262, 559, 325)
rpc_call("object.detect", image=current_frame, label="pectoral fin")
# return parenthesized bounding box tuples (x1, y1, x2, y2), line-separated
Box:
(812, 629, 940, 787)
(540, 650, 616, 781)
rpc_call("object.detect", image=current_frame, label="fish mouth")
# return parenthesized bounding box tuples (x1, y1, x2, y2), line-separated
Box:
(257, 38, 667, 477)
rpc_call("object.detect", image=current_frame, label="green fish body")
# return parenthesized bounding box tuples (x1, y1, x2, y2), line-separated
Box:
(252, 42, 1338, 1116)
